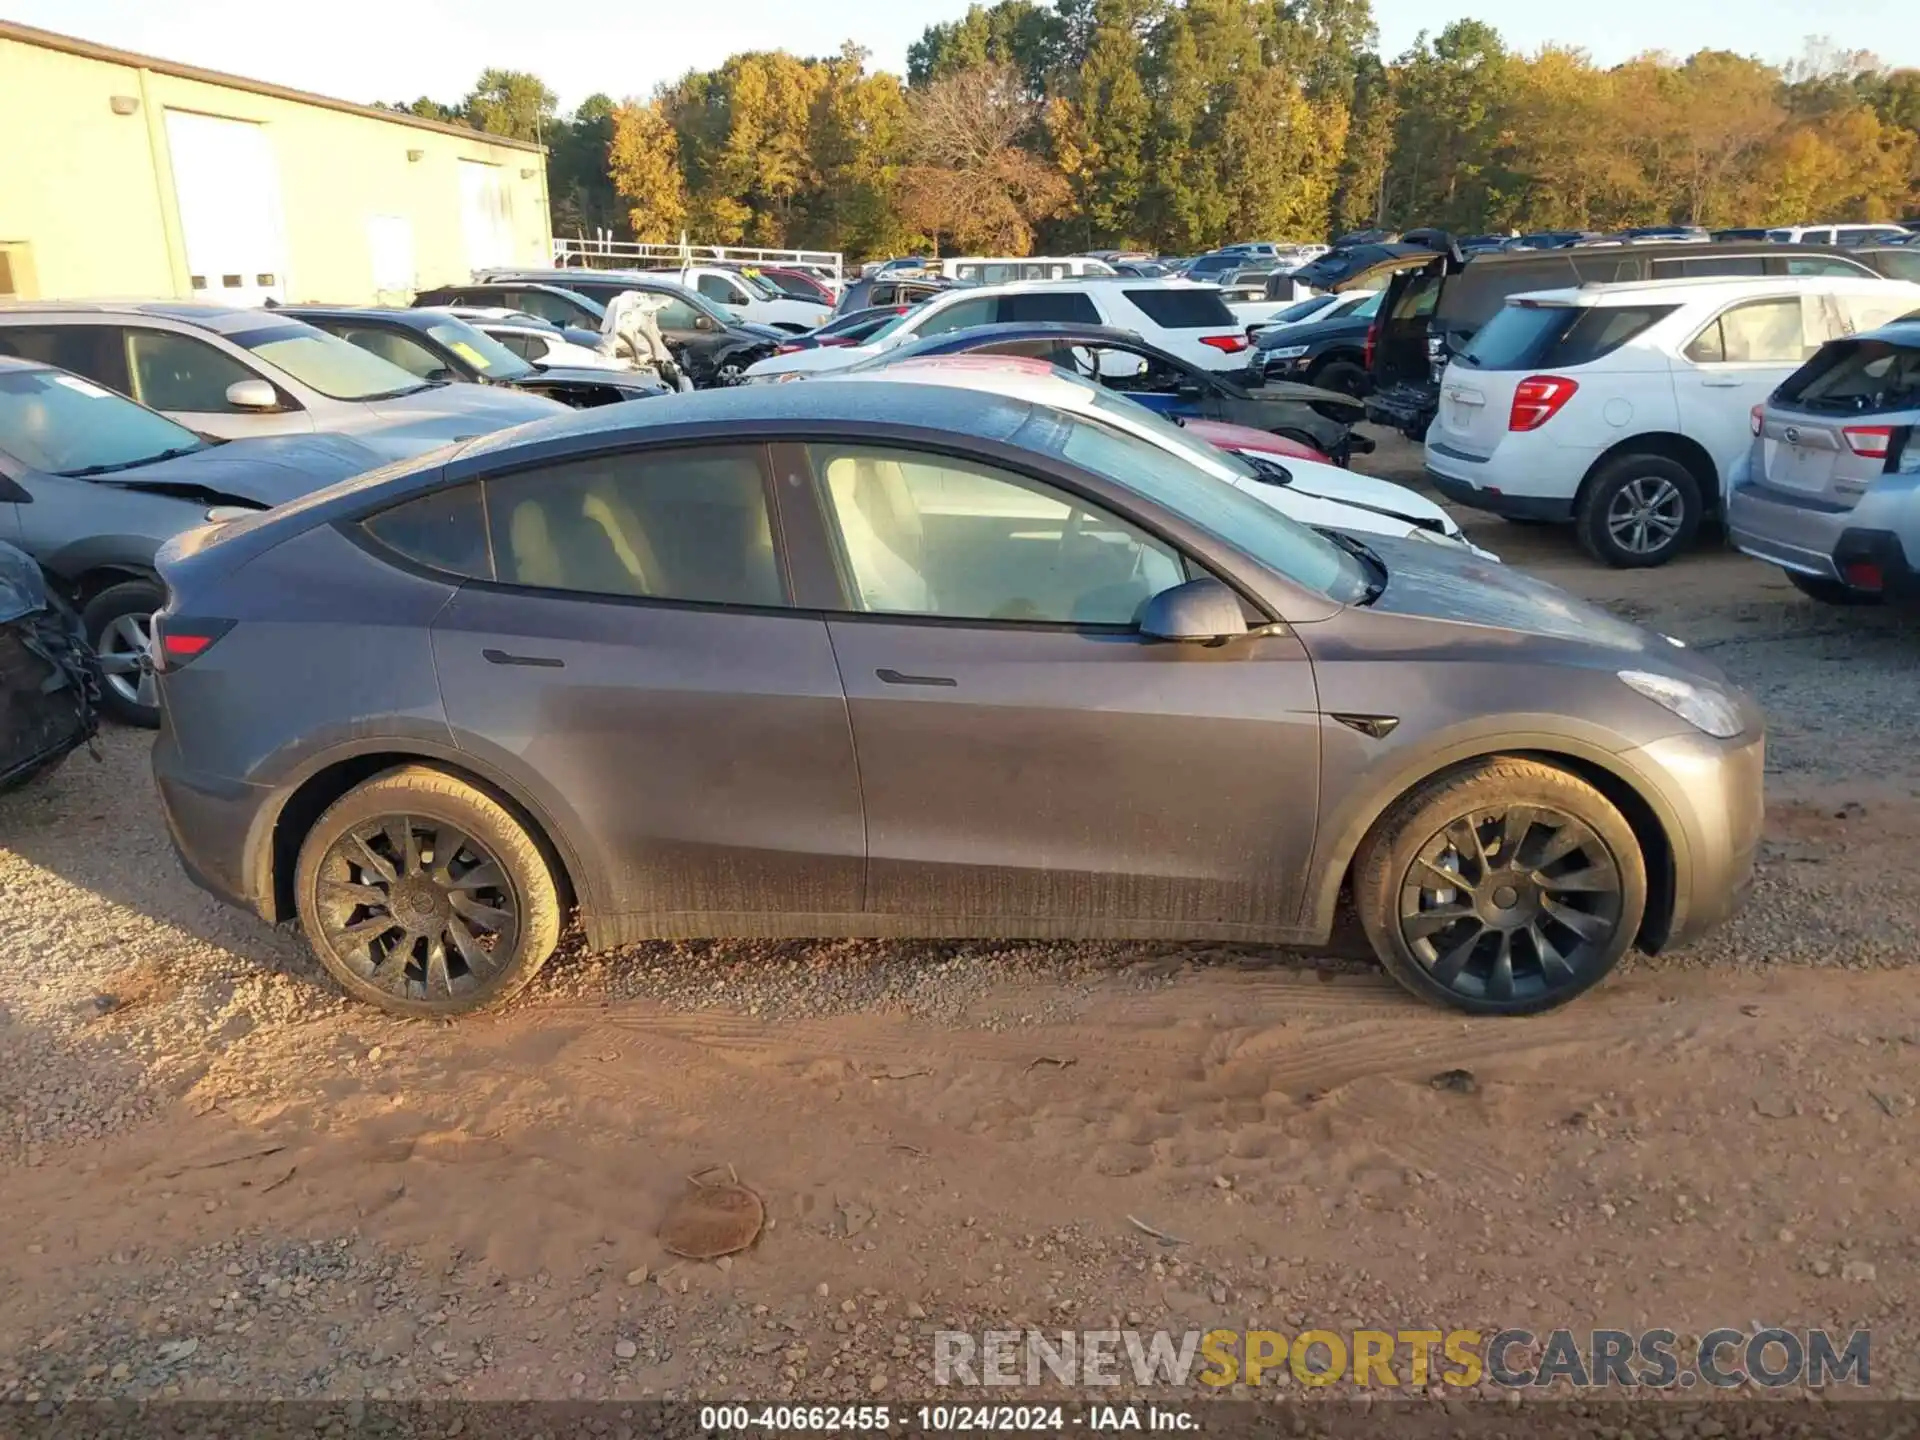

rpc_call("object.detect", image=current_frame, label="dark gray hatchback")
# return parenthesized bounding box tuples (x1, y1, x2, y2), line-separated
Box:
(150, 380, 1766, 1019)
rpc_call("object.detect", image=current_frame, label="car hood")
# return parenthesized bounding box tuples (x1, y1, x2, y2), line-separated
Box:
(515, 366, 668, 395)
(1239, 378, 1366, 414)
(90, 433, 384, 506)
(357, 384, 570, 459)
(1358, 533, 1674, 654)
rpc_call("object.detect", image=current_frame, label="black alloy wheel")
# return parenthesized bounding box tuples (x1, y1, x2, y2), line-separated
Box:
(1396, 806, 1623, 1006)
(313, 816, 519, 1004)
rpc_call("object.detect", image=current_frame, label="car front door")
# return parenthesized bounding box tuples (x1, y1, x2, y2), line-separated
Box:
(779, 439, 1322, 935)
(1676, 296, 1830, 498)
(419, 445, 865, 931)
(122, 325, 314, 439)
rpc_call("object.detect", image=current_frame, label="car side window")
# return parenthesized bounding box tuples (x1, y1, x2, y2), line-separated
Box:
(0, 324, 131, 391)
(655, 297, 702, 330)
(496, 290, 568, 325)
(696, 274, 743, 305)
(486, 447, 785, 607)
(1786, 257, 1865, 276)
(913, 297, 996, 338)
(124, 328, 259, 412)
(361, 484, 492, 578)
(805, 444, 1184, 626)
(994, 292, 1102, 324)
(494, 332, 540, 360)
(1685, 299, 1811, 365)
(337, 326, 447, 380)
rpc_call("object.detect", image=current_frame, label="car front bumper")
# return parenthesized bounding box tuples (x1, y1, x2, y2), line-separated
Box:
(1619, 727, 1766, 952)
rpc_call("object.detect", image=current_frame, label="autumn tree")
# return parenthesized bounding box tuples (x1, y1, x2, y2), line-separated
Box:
(463, 69, 558, 144)
(1043, 0, 1153, 246)
(608, 99, 689, 242)
(897, 63, 1071, 253)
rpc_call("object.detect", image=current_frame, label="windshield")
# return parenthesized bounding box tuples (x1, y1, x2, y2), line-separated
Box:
(734, 270, 782, 300)
(1272, 296, 1334, 324)
(422, 318, 532, 380)
(1350, 292, 1384, 318)
(232, 323, 430, 400)
(0, 366, 206, 475)
(1001, 377, 1366, 602)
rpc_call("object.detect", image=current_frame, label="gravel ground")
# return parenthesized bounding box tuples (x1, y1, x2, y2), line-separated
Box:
(2, 429, 1917, 1412)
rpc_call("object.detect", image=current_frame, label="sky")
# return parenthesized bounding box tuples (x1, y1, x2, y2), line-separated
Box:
(4, 0, 1917, 113)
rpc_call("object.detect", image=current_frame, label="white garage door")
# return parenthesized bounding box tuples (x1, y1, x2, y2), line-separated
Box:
(459, 160, 515, 273)
(164, 111, 289, 308)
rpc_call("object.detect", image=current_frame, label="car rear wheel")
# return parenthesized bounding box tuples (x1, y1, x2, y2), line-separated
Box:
(1576, 455, 1702, 568)
(1785, 571, 1882, 606)
(1354, 759, 1647, 1016)
(82, 579, 166, 728)
(294, 766, 563, 1018)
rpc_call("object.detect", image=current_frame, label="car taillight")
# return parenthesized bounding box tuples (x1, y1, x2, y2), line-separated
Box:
(151, 615, 234, 672)
(1750, 404, 1764, 437)
(1200, 334, 1248, 353)
(1842, 560, 1884, 591)
(773, 341, 804, 355)
(1843, 425, 1893, 460)
(1508, 375, 1579, 432)
(1363, 318, 1379, 369)
(818, 336, 854, 347)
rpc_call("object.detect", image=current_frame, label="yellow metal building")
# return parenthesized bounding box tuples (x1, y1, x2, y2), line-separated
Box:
(0, 21, 553, 307)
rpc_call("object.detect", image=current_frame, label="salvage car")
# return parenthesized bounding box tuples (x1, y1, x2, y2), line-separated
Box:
(1727, 315, 1920, 604)
(152, 380, 1762, 1020)
(425, 309, 628, 370)
(278, 307, 667, 409)
(0, 539, 98, 793)
(0, 304, 564, 459)
(0, 354, 382, 724)
(435, 276, 781, 388)
(854, 322, 1368, 465)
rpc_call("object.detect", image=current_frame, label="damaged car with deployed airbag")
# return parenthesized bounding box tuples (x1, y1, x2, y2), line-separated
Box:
(0, 355, 383, 727)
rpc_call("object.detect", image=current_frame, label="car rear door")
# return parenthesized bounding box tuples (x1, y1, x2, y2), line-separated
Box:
(420, 444, 865, 932)
(1675, 295, 1833, 493)
(778, 438, 1322, 936)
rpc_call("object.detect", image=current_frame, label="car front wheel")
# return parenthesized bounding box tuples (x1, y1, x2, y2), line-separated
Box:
(1354, 759, 1647, 1015)
(82, 579, 166, 728)
(294, 766, 563, 1017)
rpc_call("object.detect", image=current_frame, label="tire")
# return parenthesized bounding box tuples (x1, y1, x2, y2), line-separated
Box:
(1353, 759, 1647, 1016)
(1575, 454, 1703, 569)
(81, 579, 165, 728)
(293, 765, 563, 1018)
(1785, 570, 1882, 607)
(1308, 359, 1368, 397)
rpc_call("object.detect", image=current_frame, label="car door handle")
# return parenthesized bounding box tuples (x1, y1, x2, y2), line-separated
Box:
(875, 668, 957, 687)
(1701, 377, 1743, 387)
(482, 648, 564, 668)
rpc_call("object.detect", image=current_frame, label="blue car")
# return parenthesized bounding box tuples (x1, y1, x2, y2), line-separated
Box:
(845, 322, 1369, 463)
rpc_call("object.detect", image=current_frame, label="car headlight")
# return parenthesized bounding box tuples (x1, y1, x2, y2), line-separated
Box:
(1617, 669, 1743, 739)
(1265, 345, 1310, 360)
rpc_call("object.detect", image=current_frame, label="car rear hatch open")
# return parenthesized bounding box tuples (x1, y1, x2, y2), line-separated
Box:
(1758, 334, 1920, 508)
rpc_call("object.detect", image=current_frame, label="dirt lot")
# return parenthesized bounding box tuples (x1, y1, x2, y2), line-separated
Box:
(2, 428, 1918, 1412)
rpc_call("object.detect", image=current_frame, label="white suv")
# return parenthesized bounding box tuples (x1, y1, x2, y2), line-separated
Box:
(1422, 274, 1920, 566)
(744, 279, 1253, 381)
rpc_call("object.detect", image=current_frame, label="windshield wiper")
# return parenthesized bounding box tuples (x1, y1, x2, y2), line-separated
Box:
(1316, 527, 1388, 603)
(1242, 453, 1293, 485)
(58, 444, 204, 477)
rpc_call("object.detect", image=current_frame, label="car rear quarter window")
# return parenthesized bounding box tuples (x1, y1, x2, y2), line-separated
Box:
(485, 447, 785, 607)
(1460, 303, 1677, 370)
(994, 292, 1101, 324)
(361, 484, 492, 578)
(1122, 288, 1235, 329)
(0, 324, 131, 392)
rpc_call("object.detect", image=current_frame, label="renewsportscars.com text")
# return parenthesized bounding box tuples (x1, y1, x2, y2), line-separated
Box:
(933, 1327, 1871, 1390)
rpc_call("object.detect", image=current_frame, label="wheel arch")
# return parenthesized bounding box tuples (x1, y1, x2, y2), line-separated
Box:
(250, 743, 591, 931)
(1576, 432, 1720, 517)
(1307, 739, 1681, 953)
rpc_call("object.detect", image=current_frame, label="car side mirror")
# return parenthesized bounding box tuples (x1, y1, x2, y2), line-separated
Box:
(225, 379, 279, 410)
(0, 473, 31, 504)
(1138, 577, 1249, 643)
(426, 366, 456, 383)
(694, 316, 716, 332)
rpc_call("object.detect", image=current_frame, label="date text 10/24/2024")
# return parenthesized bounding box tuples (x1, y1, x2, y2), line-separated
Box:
(698, 1406, 1196, 1431)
